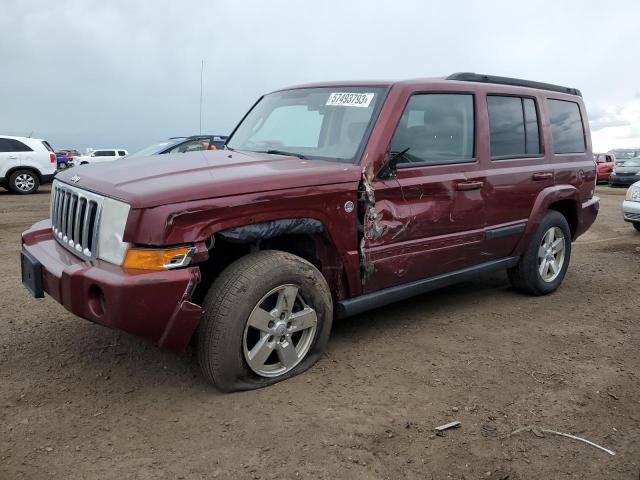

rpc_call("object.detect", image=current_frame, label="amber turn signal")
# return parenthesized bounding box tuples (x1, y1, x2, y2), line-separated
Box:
(123, 246, 194, 271)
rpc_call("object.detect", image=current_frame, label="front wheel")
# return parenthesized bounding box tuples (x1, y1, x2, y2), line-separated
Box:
(196, 250, 333, 392)
(8, 170, 40, 194)
(508, 210, 571, 295)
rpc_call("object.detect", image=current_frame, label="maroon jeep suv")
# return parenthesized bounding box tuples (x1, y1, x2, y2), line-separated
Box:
(21, 73, 599, 391)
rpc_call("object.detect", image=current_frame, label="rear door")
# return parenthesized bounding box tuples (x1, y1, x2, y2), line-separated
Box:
(0, 138, 19, 177)
(481, 93, 551, 258)
(361, 91, 487, 292)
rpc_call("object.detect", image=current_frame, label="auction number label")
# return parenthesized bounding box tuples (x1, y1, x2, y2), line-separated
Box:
(326, 92, 374, 108)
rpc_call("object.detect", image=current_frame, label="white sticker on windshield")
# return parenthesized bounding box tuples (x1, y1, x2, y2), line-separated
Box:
(326, 92, 374, 108)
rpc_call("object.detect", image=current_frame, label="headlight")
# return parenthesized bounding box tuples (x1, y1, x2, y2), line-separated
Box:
(97, 197, 131, 265)
(626, 185, 640, 201)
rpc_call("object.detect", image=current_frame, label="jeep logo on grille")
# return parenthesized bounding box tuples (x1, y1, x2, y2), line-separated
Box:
(69, 175, 81, 183)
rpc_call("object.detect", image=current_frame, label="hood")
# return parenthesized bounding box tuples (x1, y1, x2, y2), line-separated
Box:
(55, 150, 363, 208)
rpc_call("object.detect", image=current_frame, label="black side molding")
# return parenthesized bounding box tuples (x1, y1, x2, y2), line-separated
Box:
(446, 72, 582, 97)
(336, 257, 519, 319)
(484, 223, 526, 241)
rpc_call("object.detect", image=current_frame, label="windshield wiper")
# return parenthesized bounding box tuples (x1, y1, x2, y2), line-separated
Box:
(260, 149, 307, 160)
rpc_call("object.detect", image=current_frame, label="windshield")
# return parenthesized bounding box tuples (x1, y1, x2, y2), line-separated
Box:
(227, 87, 385, 163)
(129, 141, 172, 157)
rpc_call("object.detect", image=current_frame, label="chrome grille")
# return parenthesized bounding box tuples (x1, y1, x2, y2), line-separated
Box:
(51, 181, 103, 259)
(624, 212, 640, 221)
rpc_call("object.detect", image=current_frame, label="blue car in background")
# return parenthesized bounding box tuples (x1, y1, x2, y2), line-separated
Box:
(129, 135, 228, 158)
(55, 149, 80, 169)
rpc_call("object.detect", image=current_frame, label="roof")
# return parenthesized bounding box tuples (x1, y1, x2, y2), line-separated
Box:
(274, 73, 582, 97)
(0, 134, 44, 141)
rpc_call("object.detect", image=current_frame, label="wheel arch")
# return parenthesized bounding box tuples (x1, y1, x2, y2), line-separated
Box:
(512, 185, 580, 256)
(5, 165, 44, 182)
(192, 217, 351, 306)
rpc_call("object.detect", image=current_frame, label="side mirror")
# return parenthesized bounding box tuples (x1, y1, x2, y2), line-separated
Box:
(377, 148, 410, 180)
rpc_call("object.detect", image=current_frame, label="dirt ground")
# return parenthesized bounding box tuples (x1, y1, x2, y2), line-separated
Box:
(1, 185, 638, 479)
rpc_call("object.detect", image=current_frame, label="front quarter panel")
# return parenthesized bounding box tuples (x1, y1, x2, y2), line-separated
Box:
(125, 182, 362, 295)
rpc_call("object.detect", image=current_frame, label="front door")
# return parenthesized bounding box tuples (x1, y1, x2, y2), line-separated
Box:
(361, 92, 487, 293)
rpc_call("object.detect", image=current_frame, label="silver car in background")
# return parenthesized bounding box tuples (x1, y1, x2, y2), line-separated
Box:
(623, 181, 640, 231)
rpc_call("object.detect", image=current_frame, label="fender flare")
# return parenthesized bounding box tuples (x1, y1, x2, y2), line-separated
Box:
(512, 185, 579, 257)
(217, 218, 324, 244)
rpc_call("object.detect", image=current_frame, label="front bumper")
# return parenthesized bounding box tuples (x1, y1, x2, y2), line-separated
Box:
(622, 200, 640, 224)
(21, 220, 203, 352)
(609, 175, 639, 187)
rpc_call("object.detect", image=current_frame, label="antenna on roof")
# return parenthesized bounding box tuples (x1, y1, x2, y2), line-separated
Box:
(199, 60, 204, 135)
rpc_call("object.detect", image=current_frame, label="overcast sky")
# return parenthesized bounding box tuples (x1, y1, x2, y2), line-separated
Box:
(1, 0, 639, 153)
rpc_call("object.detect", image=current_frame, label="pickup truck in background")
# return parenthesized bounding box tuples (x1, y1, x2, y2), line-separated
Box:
(75, 149, 128, 165)
(594, 152, 616, 182)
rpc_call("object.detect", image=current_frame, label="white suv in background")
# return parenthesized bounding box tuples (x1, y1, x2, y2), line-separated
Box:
(0, 135, 56, 194)
(75, 149, 128, 165)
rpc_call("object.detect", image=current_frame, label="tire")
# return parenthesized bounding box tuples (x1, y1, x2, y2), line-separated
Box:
(8, 169, 40, 194)
(58, 162, 67, 170)
(508, 210, 571, 296)
(633, 222, 640, 232)
(196, 250, 333, 392)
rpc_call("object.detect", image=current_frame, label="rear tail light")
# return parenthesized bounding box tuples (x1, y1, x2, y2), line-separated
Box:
(50, 153, 56, 163)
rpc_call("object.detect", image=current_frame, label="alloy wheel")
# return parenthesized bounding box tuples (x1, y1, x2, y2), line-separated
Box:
(15, 173, 36, 192)
(537, 226, 566, 282)
(242, 284, 318, 377)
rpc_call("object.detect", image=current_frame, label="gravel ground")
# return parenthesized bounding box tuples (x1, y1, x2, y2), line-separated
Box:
(1, 185, 638, 479)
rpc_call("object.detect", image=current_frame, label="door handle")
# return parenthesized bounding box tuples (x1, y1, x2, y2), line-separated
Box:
(7, 155, 17, 159)
(532, 172, 553, 181)
(455, 181, 484, 191)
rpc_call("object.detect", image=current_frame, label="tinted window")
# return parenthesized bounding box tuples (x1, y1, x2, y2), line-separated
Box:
(0, 139, 13, 152)
(93, 150, 116, 157)
(523, 99, 540, 155)
(118, 150, 126, 156)
(42, 141, 54, 152)
(488, 96, 540, 157)
(8, 139, 33, 152)
(389, 93, 474, 165)
(547, 99, 585, 154)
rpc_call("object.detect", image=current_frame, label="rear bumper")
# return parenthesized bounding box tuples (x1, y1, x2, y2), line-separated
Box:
(21, 220, 203, 352)
(574, 196, 599, 239)
(608, 175, 638, 187)
(41, 173, 55, 184)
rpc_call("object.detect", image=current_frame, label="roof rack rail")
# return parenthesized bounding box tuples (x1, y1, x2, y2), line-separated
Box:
(446, 72, 581, 97)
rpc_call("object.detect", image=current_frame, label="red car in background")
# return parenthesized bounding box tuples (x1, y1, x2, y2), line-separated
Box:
(594, 152, 615, 182)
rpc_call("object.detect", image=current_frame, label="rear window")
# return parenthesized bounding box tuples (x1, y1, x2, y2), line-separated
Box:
(118, 150, 126, 156)
(4, 139, 34, 152)
(487, 96, 540, 158)
(547, 99, 585, 154)
(42, 141, 54, 152)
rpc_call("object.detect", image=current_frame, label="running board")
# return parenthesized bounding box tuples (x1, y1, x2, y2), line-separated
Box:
(336, 257, 519, 319)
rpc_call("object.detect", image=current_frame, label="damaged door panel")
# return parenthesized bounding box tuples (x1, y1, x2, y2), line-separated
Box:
(359, 165, 488, 293)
